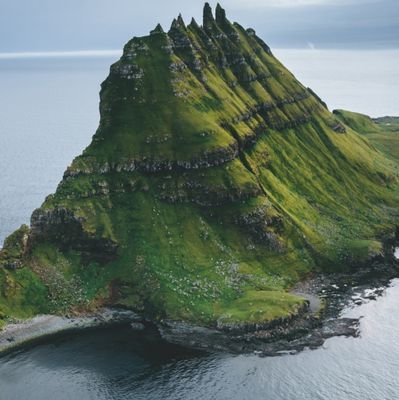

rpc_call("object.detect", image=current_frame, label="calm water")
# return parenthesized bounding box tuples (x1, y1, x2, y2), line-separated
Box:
(0, 50, 399, 399)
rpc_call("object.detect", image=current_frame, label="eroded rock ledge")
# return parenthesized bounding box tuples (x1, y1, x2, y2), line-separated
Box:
(29, 208, 118, 262)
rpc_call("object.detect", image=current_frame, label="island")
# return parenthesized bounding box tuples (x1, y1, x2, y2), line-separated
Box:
(1, 3, 399, 354)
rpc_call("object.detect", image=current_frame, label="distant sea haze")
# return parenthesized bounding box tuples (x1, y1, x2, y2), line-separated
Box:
(0, 50, 122, 59)
(0, 49, 398, 245)
(0, 48, 397, 116)
(275, 49, 399, 118)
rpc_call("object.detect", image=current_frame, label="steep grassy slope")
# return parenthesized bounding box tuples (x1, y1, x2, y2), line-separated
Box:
(1, 4, 399, 328)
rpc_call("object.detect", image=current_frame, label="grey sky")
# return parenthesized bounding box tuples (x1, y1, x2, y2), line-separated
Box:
(0, 0, 398, 52)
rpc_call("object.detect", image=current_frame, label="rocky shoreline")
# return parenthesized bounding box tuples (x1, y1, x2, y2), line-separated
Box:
(0, 308, 141, 355)
(157, 251, 399, 355)
(1, 254, 398, 358)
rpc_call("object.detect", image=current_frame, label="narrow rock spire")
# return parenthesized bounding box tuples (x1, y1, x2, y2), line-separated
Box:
(169, 14, 191, 49)
(170, 14, 186, 31)
(215, 3, 227, 24)
(177, 13, 186, 28)
(170, 18, 178, 30)
(189, 17, 200, 30)
(203, 2, 214, 27)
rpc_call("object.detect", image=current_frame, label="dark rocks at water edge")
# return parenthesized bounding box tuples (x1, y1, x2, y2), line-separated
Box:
(0, 309, 142, 354)
(1, 255, 397, 357)
(156, 258, 399, 355)
(157, 317, 360, 355)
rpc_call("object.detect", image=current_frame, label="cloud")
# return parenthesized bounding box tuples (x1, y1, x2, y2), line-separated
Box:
(0, 0, 396, 51)
(227, 0, 381, 8)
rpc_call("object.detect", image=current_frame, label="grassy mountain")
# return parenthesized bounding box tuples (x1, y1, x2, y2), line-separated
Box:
(1, 3, 399, 328)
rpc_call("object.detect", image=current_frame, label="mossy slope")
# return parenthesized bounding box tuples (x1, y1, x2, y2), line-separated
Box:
(1, 3, 399, 327)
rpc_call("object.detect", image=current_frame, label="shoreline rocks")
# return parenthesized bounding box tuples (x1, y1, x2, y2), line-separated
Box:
(0, 308, 141, 355)
(157, 255, 399, 355)
(1, 249, 398, 358)
(0, 264, 394, 357)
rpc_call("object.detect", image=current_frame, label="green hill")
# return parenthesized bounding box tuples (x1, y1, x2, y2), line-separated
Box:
(1, 3, 399, 329)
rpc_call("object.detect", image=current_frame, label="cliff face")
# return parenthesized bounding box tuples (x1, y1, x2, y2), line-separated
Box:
(1, 3, 398, 327)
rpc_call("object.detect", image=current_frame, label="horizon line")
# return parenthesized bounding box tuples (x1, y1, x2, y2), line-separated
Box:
(0, 48, 398, 60)
(0, 50, 122, 59)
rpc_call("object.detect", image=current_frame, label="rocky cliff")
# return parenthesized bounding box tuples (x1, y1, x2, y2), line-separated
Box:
(1, 3, 398, 330)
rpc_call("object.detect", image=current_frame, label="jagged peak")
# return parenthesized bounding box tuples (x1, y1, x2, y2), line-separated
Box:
(215, 3, 227, 24)
(150, 23, 165, 35)
(177, 13, 186, 28)
(170, 14, 187, 32)
(170, 18, 178, 29)
(203, 2, 215, 27)
(189, 17, 200, 30)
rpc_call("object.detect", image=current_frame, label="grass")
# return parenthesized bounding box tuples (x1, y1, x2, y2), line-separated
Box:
(335, 110, 399, 162)
(0, 266, 50, 323)
(216, 290, 305, 324)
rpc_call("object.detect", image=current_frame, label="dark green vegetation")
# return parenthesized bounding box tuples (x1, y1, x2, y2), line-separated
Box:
(1, 4, 399, 329)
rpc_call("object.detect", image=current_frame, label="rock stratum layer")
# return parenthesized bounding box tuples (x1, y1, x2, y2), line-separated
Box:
(1, 3, 399, 332)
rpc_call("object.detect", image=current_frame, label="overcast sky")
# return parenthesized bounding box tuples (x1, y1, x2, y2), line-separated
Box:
(0, 0, 398, 52)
